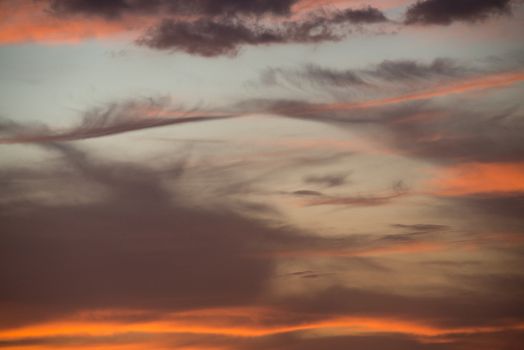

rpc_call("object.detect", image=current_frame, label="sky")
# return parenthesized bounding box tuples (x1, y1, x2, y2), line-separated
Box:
(1, 0, 524, 349)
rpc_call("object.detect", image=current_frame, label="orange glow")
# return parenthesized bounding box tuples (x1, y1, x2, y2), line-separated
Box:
(1, 310, 523, 348)
(429, 162, 524, 196)
(0, 1, 150, 44)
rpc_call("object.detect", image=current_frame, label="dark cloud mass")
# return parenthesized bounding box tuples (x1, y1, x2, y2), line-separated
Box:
(49, 0, 299, 18)
(138, 7, 388, 56)
(304, 172, 350, 187)
(0, 143, 280, 328)
(405, 0, 513, 25)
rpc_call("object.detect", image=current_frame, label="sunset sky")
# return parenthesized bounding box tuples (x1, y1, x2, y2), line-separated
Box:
(1, 1, 524, 349)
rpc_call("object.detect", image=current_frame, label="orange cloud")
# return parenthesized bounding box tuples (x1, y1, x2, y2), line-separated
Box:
(428, 162, 524, 196)
(0, 1, 149, 44)
(2, 305, 524, 350)
(0, 0, 399, 45)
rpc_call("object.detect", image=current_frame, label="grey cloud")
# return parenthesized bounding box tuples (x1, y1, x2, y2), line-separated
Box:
(0, 142, 412, 331)
(273, 283, 524, 329)
(299, 181, 409, 207)
(292, 189, 324, 196)
(258, 58, 469, 90)
(304, 172, 350, 187)
(0, 99, 233, 144)
(138, 7, 388, 57)
(381, 104, 524, 163)
(369, 58, 468, 80)
(249, 98, 524, 165)
(49, 0, 299, 19)
(405, 0, 513, 25)
(391, 224, 450, 232)
(0, 143, 284, 328)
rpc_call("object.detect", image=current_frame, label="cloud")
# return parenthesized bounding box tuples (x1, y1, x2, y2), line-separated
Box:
(381, 104, 524, 163)
(292, 189, 324, 196)
(0, 1, 388, 56)
(260, 58, 467, 90)
(391, 223, 450, 233)
(302, 190, 407, 207)
(1, 142, 523, 348)
(0, 0, 144, 44)
(255, 53, 524, 108)
(428, 162, 524, 196)
(137, 7, 388, 57)
(405, 0, 513, 25)
(369, 58, 468, 80)
(449, 193, 524, 230)
(304, 172, 350, 187)
(49, 0, 300, 19)
(0, 142, 287, 329)
(0, 99, 235, 144)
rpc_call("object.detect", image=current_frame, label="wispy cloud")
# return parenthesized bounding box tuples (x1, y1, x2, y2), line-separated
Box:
(0, 99, 235, 144)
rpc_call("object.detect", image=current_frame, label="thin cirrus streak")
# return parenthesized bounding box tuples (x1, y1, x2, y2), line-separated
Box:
(3, 68, 522, 145)
(271, 70, 524, 116)
(0, 113, 236, 144)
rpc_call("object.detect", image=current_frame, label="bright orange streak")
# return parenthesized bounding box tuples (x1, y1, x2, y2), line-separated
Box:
(429, 162, 524, 196)
(271, 71, 524, 116)
(1, 314, 523, 344)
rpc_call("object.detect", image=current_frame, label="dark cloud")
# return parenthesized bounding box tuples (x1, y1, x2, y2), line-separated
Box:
(381, 104, 524, 163)
(0, 142, 413, 331)
(304, 172, 350, 187)
(273, 283, 524, 328)
(447, 193, 524, 231)
(405, 0, 513, 25)
(0, 143, 283, 328)
(138, 7, 388, 57)
(369, 58, 467, 80)
(300, 181, 409, 207)
(392, 223, 450, 232)
(332, 6, 388, 24)
(232, 333, 449, 350)
(49, 0, 299, 19)
(0, 99, 234, 144)
(1, 142, 523, 347)
(292, 189, 324, 196)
